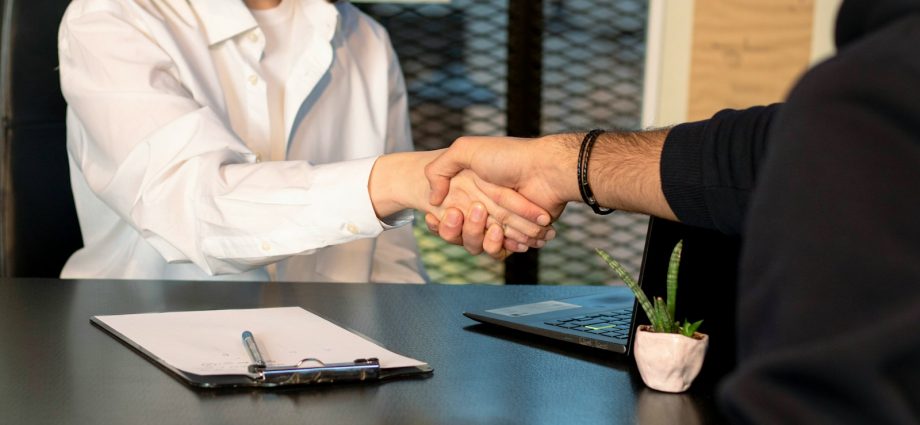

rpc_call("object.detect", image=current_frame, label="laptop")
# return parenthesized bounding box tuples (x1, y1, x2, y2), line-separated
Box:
(464, 217, 741, 360)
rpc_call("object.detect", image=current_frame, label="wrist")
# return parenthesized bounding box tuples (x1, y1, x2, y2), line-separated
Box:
(536, 133, 583, 203)
(368, 153, 409, 219)
(368, 151, 438, 218)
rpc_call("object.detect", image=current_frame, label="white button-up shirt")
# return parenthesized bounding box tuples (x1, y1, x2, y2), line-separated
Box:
(58, 0, 425, 283)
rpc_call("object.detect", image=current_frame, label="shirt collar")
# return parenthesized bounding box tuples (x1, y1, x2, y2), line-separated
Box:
(297, 0, 340, 43)
(188, 0, 259, 46)
(186, 0, 339, 46)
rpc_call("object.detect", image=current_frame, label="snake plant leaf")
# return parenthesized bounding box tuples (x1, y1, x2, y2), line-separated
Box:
(654, 296, 672, 333)
(597, 243, 701, 336)
(666, 240, 683, 323)
(596, 248, 657, 329)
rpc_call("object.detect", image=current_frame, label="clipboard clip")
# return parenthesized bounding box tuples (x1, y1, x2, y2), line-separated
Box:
(241, 330, 380, 385)
(249, 357, 381, 385)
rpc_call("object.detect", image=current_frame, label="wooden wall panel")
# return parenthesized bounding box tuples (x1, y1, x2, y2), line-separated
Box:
(686, 0, 814, 121)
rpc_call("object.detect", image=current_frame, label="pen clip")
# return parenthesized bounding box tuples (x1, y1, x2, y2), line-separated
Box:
(241, 330, 381, 385)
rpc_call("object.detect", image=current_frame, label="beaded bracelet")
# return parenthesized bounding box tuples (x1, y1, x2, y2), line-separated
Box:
(577, 129, 615, 215)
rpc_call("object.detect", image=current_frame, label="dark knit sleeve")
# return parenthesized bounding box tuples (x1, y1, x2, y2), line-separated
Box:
(659, 103, 781, 234)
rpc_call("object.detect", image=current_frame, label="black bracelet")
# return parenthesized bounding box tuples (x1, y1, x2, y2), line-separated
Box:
(577, 129, 615, 215)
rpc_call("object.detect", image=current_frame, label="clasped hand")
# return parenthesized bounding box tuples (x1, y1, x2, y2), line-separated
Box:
(420, 136, 574, 260)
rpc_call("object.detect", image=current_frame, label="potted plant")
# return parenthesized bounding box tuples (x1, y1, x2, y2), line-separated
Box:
(596, 240, 708, 393)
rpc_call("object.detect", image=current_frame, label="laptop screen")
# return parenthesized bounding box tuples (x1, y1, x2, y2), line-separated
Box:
(639, 218, 741, 379)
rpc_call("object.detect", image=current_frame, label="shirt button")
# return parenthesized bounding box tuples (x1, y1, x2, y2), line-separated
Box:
(346, 224, 359, 234)
(248, 74, 259, 86)
(247, 32, 260, 42)
(260, 241, 272, 252)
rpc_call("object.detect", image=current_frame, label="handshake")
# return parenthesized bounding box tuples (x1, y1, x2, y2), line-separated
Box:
(368, 129, 674, 260)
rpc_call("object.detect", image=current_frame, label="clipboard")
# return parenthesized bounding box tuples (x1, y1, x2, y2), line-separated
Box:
(91, 307, 432, 388)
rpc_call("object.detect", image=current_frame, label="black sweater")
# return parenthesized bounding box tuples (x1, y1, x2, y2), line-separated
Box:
(659, 0, 920, 423)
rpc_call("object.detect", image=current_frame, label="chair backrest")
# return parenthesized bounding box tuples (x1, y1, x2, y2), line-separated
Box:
(0, 0, 82, 277)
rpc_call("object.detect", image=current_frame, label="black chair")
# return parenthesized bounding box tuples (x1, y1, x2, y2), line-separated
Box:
(0, 0, 82, 277)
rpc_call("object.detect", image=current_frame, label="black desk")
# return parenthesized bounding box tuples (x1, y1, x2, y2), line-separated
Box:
(0, 279, 726, 424)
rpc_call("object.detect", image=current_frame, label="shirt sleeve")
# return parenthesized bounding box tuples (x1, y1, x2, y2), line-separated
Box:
(58, 5, 386, 275)
(660, 103, 781, 234)
(367, 13, 426, 282)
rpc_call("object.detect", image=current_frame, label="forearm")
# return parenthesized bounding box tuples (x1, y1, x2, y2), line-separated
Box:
(589, 129, 676, 220)
(535, 129, 677, 221)
(542, 105, 778, 230)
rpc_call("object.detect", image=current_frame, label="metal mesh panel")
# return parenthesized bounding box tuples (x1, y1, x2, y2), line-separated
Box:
(539, 0, 649, 285)
(359, 1, 648, 285)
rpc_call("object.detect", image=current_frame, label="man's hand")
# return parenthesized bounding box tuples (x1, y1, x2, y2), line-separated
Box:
(421, 135, 579, 259)
(425, 130, 678, 233)
(425, 135, 580, 220)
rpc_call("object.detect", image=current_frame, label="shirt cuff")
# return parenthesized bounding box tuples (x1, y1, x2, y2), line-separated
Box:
(309, 157, 387, 237)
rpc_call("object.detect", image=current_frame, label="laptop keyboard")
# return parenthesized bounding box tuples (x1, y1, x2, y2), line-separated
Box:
(544, 308, 633, 340)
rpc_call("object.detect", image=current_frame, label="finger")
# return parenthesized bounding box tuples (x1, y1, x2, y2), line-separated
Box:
(504, 238, 529, 253)
(503, 226, 546, 249)
(488, 250, 511, 261)
(498, 212, 552, 242)
(488, 185, 553, 226)
(424, 164, 452, 207)
(461, 203, 487, 255)
(523, 225, 557, 247)
(488, 249, 512, 261)
(425, 213, 440, 234)
(483, 223, 506, 258)
(437, 208, 464, 246)
(477, 200, 550, 242)
(502, 225, 530, 245)
(472, 181, 554, 240)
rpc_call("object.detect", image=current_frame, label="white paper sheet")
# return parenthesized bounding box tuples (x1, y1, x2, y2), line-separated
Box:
(94, 307, 425, 375)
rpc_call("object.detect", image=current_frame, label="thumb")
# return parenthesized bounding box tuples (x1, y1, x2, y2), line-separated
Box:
(424, 141, 475, 205)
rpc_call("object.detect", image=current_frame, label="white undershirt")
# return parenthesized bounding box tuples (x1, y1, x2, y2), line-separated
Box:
(250, 0, 311, 161)
(250, 1, 312, 280)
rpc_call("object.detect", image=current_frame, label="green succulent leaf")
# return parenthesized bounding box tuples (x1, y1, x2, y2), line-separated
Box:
(679, 319, 703, 337)
(654, 297, 673, 333)
(597, 242, 703, 336)
(666, 240, 682, 323)
(596, 249, 658, 329)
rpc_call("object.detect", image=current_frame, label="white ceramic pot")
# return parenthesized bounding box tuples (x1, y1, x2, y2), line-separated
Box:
(633, 324, 708, 393)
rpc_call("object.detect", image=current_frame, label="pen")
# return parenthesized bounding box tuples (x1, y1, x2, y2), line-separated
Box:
(242, 330, 266, 369)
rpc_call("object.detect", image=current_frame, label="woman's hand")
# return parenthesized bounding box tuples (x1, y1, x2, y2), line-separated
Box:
(429, 169, 557, 258)
(423, 169, 557, 259)
(368, 150, 554, 259)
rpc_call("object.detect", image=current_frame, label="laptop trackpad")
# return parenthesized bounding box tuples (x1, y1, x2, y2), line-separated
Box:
(484, 292, 634, 319)
(486, 300, 582, 317)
